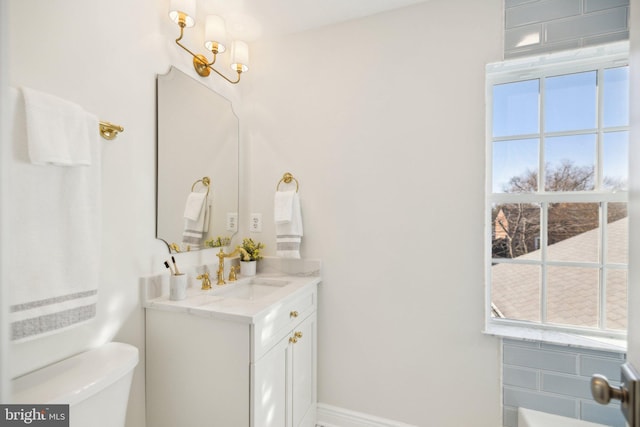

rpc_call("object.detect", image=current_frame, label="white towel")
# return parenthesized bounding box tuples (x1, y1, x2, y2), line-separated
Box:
(274, 190, 295, 224)
(22, 87, 96, 166)
(182, 195, 209, 251)
(276, 192, 303, 259)
(183, 191, 206, 221)
(8, 88, 101, 341)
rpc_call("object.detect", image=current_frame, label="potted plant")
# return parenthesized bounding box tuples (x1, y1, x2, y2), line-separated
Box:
(204, 236, 231, 252)
(236, 238, 264, 276)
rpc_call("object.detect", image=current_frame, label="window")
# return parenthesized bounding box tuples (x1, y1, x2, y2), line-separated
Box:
(486, 43, 629, 339)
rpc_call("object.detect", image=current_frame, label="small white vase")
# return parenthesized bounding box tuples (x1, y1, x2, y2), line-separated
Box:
(240, 261, 257, 276)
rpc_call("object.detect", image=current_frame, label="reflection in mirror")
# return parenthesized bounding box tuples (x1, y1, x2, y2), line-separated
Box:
(156, 67, 239, 251)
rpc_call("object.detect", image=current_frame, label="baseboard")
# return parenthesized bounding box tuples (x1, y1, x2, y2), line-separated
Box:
(315, 403, 417, 427)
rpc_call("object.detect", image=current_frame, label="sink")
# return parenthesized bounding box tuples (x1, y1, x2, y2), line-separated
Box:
(217, 278, 290, 301)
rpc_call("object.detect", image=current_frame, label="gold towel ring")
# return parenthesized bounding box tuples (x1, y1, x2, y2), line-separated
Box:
(191, 176, 211, 196)
(276, 172, 299, 192)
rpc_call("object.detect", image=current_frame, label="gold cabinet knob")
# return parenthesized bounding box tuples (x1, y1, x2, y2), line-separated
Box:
(290, 310, 299, 318)
(289, 331, 303, 344)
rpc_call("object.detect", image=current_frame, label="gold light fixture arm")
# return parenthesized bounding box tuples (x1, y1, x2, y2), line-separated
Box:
(174, 20, 242, 85)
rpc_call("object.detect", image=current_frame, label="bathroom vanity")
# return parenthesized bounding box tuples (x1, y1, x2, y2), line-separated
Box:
(145, 271, 319, 427)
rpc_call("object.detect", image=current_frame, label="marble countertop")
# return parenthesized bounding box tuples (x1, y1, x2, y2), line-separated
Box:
(144, 273, 321, 324)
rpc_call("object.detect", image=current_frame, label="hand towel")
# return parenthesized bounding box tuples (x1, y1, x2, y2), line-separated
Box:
(22, 87, 96, 166)
(8, 88, 101, 341)
(276, 192, 303, 259)
(182, 194, 209, 251)
(183, 191, 206, 221)
(274, 190, 295, 224)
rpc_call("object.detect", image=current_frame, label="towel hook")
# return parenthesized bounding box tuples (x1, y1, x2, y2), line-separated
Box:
(276, 172, 299, 192)
(191, 176, 211, 197)
(99, 121, 124, 140)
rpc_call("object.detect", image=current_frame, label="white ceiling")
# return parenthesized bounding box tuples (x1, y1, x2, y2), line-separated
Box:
(197, 0, 430, 41)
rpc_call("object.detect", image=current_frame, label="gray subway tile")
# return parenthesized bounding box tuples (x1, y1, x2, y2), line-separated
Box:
(504, 345, 578, 374)
(504, 366, 539, 389)
(541, 372, 592, 399)
(581, 401, 626, 427)
(506, 0, 541, 8)
(540, 342, 625, 360)
(579, 356, 624, 379)
(504, 387, 578, 417)
(545, 7, 628, 43)
(584, 0, 629, 13)
(583, 30, 629, 47)
(506, 0, 581, 29)
(505, 24, 542, 51)
(503, 406, 518, 427)
(505, 39, 581, 59)
(504, 338, 541, 349)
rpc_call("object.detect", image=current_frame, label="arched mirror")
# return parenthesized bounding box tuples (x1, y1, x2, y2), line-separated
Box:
(156, 67, 239, 251)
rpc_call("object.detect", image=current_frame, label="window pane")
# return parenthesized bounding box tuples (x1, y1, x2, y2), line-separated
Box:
(603, 66, 629, 128)
(607, 202, 628, 264)
(603, 131, 628, 190)
(492, 203, 541, 260)
(547, 202, 599, 262)
(606, 269, 627, 331)
(492, 139, 538, 193)
(547, 266, 599, 328)
(545, 134, 596, 191)
(545, 71, 596, 132)
(491, 264, 540, 323)
(493, 79, 539, 137)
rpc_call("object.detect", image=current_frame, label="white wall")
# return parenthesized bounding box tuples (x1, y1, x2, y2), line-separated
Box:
(6, 0, 504, 426)
(244, 1, 503, 425)
(4, 1, 242, 425)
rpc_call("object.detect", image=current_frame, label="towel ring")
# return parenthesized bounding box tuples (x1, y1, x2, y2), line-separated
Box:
(191, 176, 211, 196)
(276, 172, 299, 192)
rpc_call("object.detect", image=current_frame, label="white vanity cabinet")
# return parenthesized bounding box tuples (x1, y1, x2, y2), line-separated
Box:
(253, 313, 317, 427)
(145, 279, 318, 427)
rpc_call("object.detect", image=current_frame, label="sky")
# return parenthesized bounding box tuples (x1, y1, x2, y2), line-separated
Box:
(491, 66, 629, 193)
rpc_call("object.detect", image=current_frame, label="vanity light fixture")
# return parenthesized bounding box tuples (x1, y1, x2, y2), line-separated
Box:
(169, 0, 249, 84)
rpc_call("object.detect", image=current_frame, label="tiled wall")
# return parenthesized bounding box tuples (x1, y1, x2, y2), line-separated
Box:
(505, 0, 629, 58)
(502, 339, 626, 427)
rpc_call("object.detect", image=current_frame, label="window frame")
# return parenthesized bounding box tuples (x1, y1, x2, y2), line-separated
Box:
(484, 42, 630, 343)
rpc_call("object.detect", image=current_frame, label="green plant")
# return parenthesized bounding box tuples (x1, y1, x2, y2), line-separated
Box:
(237, 238, 264, 261)
(205, 236, 231, 248)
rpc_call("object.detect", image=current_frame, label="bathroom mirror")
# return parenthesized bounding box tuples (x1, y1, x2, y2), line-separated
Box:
(156, 67, 239, 251)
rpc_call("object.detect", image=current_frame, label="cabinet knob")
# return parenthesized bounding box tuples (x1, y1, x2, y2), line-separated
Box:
(290, 310, 299, 318)
(289, 331, 303, 344)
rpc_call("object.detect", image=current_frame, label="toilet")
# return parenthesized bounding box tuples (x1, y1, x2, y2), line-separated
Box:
(11, 342, 138, 427)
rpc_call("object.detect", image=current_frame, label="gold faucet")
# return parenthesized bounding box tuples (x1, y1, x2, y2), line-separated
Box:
(228, 265, 239, 282)
(197, 272, 212, 290)
(216, 248, 241, 285)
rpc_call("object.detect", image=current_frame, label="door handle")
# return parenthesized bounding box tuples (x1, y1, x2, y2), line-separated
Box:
(591, 363, 640, 427)
(591, 374, 626, 405)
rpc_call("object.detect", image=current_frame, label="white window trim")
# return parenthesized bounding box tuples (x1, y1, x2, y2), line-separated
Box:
(484, 41, 630, 349)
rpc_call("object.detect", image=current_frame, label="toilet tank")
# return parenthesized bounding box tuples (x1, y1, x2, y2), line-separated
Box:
(11, 342, 139, 427)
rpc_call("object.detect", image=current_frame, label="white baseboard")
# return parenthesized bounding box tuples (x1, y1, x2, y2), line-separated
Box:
(315, 403, 417, 427)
